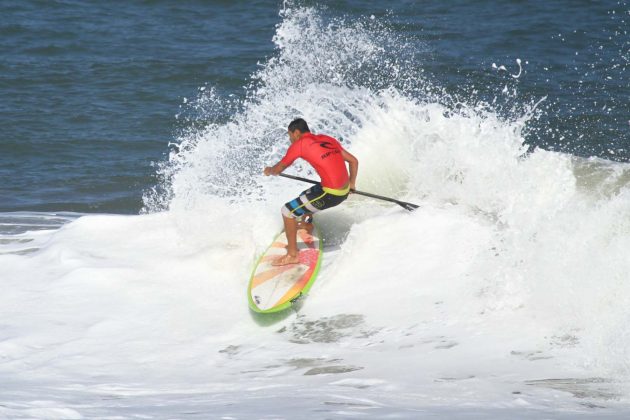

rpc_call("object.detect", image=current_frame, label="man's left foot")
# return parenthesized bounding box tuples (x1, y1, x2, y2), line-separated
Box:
(272, 254, 300, 266)
(296, 221, 314, 234)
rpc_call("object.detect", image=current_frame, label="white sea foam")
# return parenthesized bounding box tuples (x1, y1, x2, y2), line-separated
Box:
(2, 4, 630, 418)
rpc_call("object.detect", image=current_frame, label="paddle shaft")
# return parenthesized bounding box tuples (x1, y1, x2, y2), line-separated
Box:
(278, 173, 419, 211)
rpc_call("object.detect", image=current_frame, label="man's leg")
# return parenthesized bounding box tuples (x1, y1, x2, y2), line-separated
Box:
(273, 215, 300, 266)
(273, 185, 322, 266)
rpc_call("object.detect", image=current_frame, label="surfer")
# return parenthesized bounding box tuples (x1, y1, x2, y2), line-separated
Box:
(264, 118, 359, 266)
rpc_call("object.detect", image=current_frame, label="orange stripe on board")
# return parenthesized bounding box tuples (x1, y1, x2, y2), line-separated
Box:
(251, 265, 296, 288)
(272, 248, 319, 307)
(273, 267, 314, 307)
(260, 254, 283, 263)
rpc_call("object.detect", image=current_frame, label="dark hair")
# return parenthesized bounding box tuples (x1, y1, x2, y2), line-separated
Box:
(288, 118, 310, 133)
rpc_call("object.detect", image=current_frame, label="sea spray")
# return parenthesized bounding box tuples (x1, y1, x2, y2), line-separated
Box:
(145, 1, 630, 383)
(144, 4, 427, 214)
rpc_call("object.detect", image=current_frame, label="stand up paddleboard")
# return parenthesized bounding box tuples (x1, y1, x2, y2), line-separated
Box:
(248, 227, 322, 314)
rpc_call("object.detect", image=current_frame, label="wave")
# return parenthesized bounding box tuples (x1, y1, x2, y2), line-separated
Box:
(2, 2, 630, 415)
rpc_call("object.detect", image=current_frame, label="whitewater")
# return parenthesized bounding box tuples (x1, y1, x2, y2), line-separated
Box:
(2, 4, 630, 419)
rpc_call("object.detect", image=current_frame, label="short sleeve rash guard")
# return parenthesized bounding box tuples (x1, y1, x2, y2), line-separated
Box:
(280, 133, 349, 189)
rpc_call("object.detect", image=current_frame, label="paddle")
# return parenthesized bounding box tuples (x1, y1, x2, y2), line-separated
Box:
(278, 173, 420, 211)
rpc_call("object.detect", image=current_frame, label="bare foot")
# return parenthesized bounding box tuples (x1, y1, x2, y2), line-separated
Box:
(272, 254, 300, 266)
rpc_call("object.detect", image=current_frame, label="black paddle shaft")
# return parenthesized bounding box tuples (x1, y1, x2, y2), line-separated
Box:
(278, 173, 419, 211)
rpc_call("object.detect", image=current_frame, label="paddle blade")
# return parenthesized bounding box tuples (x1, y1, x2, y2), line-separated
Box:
(399, 201, 420, 211)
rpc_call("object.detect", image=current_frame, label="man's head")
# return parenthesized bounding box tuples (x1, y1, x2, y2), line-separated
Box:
(288, 118, 310, 142)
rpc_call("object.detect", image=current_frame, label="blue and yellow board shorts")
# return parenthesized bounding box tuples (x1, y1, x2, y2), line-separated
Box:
(281, 183, 349, 219)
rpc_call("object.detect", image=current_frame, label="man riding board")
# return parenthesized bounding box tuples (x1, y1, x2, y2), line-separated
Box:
(264, 118, 359, 266)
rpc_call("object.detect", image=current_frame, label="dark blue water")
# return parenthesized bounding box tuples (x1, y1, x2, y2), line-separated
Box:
(1, 0, 628, 213)
(0, 0, 279, 212)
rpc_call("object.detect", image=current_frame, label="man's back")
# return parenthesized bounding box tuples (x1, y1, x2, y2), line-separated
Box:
(280, 132, 349, 189)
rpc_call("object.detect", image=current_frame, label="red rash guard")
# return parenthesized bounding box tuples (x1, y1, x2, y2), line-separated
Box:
(280, 132, 349, 190)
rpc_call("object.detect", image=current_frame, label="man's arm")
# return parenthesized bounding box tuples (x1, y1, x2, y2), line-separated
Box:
(265, 140, 298, 176)
(341, 149, 358, 191)
(264, 161, 288, 176)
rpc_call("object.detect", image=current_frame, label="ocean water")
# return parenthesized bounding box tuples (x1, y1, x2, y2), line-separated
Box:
(2, 0, 630, 418)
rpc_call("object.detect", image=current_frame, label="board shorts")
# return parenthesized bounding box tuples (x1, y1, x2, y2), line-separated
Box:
(281, 183, 349, 219)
